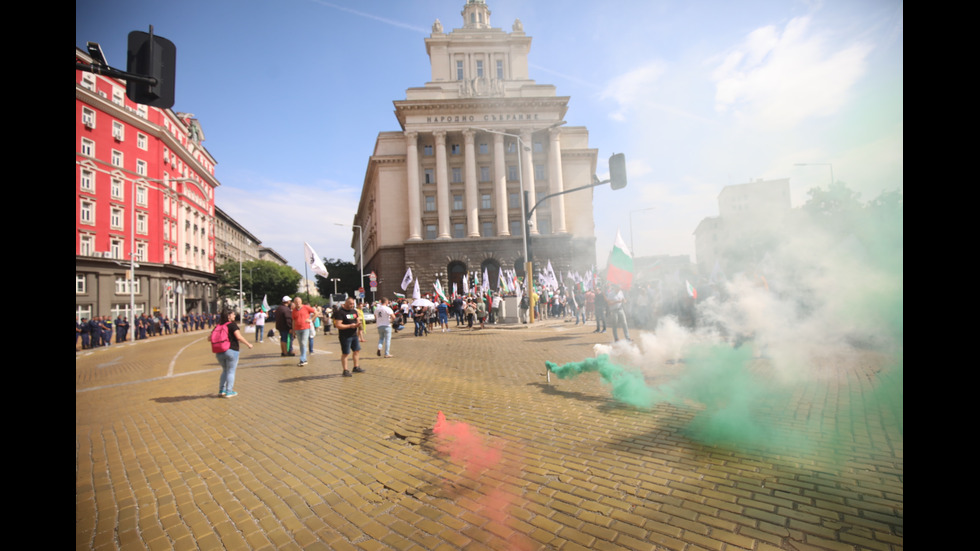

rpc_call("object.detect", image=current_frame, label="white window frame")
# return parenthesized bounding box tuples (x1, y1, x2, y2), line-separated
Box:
(112, 120, 125, 141)
(81, 73, 96, 91)
(112, 149, 123, 167)
(76, 274, 86, 294)
(110, 238, 123, 259)
(111, 178, 124, 200)
(136, 212, 148, 235)
(80, 169, 95, 193)
(79, 234, 94, 256)
(136, 186, 147, 207)
(137, 133, 147, 150)
(112, 87, 124, 106)
(81, 138, 95, 157)
(110, 207, 123, 230)
(136, 159, 147, 176)
(80, 199, 95, 226)
(135, 242, 147, 262)
(82, 108, 96, 128)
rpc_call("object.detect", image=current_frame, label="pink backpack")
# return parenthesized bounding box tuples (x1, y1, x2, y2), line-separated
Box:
(210, 322, 231, 353)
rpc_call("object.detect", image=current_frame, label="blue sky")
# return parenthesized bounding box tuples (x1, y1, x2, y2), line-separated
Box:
(77, 0, 903, 274)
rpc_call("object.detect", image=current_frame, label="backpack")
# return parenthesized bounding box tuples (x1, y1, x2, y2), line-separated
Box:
(210, 322, 231, 353)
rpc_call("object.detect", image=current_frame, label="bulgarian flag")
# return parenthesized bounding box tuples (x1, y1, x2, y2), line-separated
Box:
(686, 280, 697, 300)
(433, 279, 449, 303)
(606, 230, 634, 290)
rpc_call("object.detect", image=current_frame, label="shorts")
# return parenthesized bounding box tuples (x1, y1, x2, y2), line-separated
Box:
(339, 333, 361, 354)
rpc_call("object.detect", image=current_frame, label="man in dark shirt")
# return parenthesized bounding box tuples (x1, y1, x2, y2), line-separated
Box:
(332, 297, 364, 377)
(274, 296, 295, 357)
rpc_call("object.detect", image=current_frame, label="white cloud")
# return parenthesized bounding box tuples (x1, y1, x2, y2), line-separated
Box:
(712, 16, 873, 130)
(600, 61, 668, 121)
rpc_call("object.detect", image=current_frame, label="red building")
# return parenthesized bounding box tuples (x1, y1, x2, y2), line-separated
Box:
(76, 46, 220, 322)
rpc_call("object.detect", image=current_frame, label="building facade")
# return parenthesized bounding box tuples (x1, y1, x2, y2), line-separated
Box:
(76, 47, 220, 321)
(353, 0, 598, 299)
(694, 178, 791, 275)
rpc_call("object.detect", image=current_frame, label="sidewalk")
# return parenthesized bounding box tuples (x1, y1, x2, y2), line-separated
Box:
(76, 321, 903, 550)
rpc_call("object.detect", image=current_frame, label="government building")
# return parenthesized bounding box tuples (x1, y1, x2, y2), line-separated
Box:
(352, 0, 598, 298)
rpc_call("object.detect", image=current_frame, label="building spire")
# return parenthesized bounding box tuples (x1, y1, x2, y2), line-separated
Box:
(461, 0, 491, 29)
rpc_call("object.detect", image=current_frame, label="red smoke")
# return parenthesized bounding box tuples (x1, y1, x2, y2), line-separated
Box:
(433, 411, 501, 475)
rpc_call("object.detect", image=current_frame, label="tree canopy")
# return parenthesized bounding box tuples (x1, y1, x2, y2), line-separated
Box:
(216, 260, 301, 309)
(314, 258, 361, 300)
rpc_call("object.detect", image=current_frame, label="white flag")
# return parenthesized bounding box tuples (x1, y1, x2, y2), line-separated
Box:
(483, 268, 490, 292)
(304, 242, 329, 278)
(412, 278, 421, 299)
(463, 274, 469, 294)
(401, 267, 413, 291)
(261, 295, 270, 312)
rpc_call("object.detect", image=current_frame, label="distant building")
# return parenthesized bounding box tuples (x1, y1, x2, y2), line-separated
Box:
(76, 46, 219, 320)
(694, 178, 791, 276)
(214, 206, 261, 267)
(352, 0, 598, 299)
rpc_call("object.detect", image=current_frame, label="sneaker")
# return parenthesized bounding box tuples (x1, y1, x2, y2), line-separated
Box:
(298, 361, 308, 367)
(219, 390, 227, 397)
(377, 348, 381, 357)
(384, 354, 393, 358)
(352, 366, 365, 373)
(342, 370, 352, 377)
(224, 391, 238, 398)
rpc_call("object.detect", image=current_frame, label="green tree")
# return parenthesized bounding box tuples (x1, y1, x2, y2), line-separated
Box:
(216, 260, 301, 309)
(314, 258, 361, 300)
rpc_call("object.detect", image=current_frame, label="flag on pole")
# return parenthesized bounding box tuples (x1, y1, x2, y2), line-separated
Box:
(463, 275, 469, 295)
(452, 282, 458, 297)
(433, 279, 448, 302)
(483, 268, 490, 292)
(393, 292, 406, 299)
(413, 279, 421, 300)
(401, 267, 413, 291)
(261, 295, 270, 312)
(498, 267, 509, 293)
(304, 242, 329, 278)
(686, 280, 697, 300)
(606, 230, 634, 290)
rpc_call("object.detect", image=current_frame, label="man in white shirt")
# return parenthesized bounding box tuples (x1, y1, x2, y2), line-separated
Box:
(252, 310, 267, 343)
(375, 297, 396, 358)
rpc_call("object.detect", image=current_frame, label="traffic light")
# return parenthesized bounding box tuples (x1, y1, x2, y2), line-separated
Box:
(126, 30, 176, 108)
(609, 153, 627, 190)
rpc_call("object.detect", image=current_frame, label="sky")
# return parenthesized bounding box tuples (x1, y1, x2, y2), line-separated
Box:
(76, 0, 903, 274)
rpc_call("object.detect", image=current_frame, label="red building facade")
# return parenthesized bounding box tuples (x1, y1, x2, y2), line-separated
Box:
(76, 47, 220, 321)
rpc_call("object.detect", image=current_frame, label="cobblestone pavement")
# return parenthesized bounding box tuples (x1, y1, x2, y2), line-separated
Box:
(76, 319, 903, 550)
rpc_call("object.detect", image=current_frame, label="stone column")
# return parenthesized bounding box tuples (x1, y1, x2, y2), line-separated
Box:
(548, 127, 567, 233)
(493, 133, 509, 235)
(405, 131, 422, 240)
(434, 130, 450, 239)
(463, 129, 479, 237)
(520, 129, 538, 234)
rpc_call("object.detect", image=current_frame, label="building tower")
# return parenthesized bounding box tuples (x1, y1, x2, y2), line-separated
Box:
(352, 1, 598, 299)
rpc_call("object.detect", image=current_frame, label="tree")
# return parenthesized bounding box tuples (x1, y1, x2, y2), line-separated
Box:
(216, 260, 301, 309)
(314, 258, 360, 300)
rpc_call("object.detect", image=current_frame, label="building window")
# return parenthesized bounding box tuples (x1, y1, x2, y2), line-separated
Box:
(425, 195, 436, 212)
(534, 164, 546, 180)
(450, 143, 460, 155)
(424, 169, 434, 184)
(508, 166, 518, 181)
(423, 145, 433, 156)
(510, 220, 522, 236)
(508, 192, 520, 209)
(137, 133, 147, 150)
(507, 142, 517, 154)
(137, 213, 147, 235)
(456, 60, 464, 80)
(479, 143, 488, 155)
(481, 221, 494, 237)
(80, 200, 95, 225)
(81, 138, 95, 157)
(115, 277, 140, 294)
(112, 149, 123, 167)
(76, 274, 86, 294)
(481, 194, 492, 209)
(453, 195, 463, 210)
(497, 60, 504, 80)
(81, 73, 96, 91)
(480, 166, 490, 182)
(425, 224, 437, 240)
(79, 234, 94, 256)
(538, 218, 551, 235)
(533, 141, 544, 153)
(112, 87, 124, 106)
(453, 223, 465, 238)
(111, 207, 123, 230)
(110, 238, 123, 259)
(136, 242, 147, 262)
(82, 108, 96, 128)
(112, 121, 125, 141)
(476, 60, 484, 78)
(111, 178, 123, 200)
(137, 159, 147, 176)
(80, 169, 95, 193)
(451, 167, 462, 183)
(136, 186, 147, 206)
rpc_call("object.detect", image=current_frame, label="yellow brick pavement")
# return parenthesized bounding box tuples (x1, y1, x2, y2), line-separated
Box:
(77, 320, 902, 550)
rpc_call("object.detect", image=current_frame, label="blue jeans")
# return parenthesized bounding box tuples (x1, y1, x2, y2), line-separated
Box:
(217, 349, 240, 393)
(255, 325, 264, 342)
(377, 325, 391, 356)
(296, 328, 311, 362)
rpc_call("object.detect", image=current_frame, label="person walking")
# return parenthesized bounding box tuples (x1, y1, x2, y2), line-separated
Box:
(333, 297, 364, 377)
(274, 296, 294, 357)
(252, 309, 266, 343)
(606, 283, 631, 342)
(291, 297, 317, 366)
(375, 297, 395, 358)
(213, 309, 253, 398)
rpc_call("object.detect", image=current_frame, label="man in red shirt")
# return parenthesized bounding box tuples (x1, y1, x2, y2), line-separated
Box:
(291, 297, 317, 366)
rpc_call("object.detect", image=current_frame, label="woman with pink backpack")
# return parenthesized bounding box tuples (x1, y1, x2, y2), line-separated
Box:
(211, 310, 253, 398)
